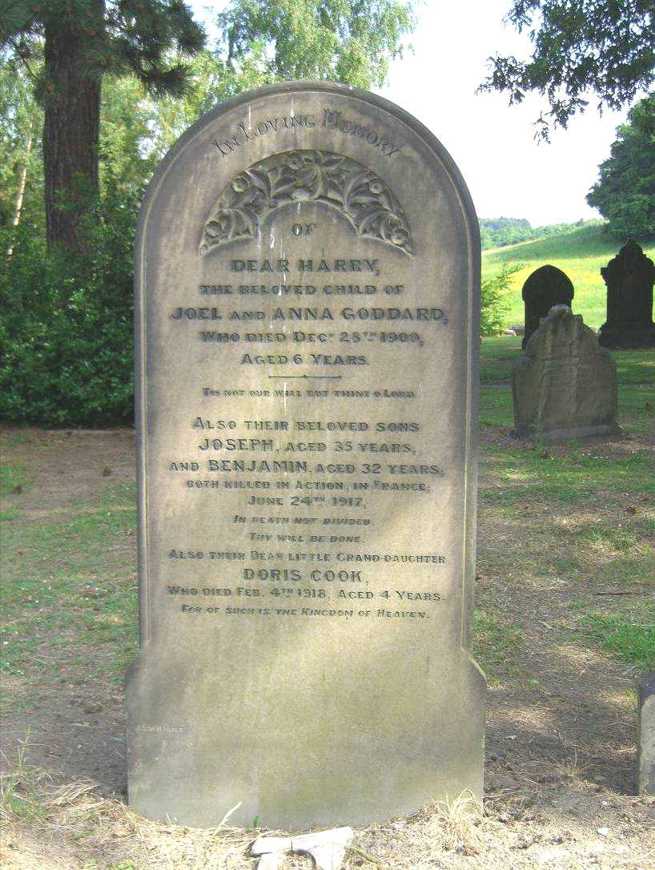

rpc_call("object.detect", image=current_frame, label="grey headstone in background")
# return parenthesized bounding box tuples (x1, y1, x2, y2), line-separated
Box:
(598, 241, 655, 349)
(522, 265, 574, 349)
(639, 673, 655, 795)
(512, 305, 621, 442)
(127, 81, 485, 829)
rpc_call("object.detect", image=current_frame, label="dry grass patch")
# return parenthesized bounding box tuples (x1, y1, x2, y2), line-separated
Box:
(2, 758, 655, 869)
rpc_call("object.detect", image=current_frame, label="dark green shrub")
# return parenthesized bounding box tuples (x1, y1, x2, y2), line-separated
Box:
(0, 185, 138, 427)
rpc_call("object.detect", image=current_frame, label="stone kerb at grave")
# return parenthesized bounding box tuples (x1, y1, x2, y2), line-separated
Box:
(521, 265, 574, 349)
(639, 673, 655, 795)
(127, 81, 485, 829)
(599, 241, 655, 349)
(512, 305, 621, 442)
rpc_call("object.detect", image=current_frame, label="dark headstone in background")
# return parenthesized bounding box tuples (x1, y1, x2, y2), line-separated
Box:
(512, 305, 621, 442)
(639, 673, 655, 795)
(599, 241, 655, 349)
(522, 265, 574, 349)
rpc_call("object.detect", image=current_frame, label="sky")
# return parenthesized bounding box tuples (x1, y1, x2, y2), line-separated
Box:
(190, 1, 633, 226)
(379, 1, 628, 226)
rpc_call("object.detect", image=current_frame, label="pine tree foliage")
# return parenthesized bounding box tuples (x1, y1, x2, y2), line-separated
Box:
(1, 1, 205, 96)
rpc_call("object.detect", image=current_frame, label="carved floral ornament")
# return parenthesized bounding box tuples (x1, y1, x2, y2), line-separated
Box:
(200, 149, 413, 256)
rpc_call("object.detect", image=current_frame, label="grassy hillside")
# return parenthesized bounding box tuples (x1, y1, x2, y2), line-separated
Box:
(482, 224, 655, 331)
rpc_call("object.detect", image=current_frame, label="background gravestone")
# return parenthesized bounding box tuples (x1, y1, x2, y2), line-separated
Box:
(512, 305, 621, 442)
(127, 81, 485, 829)
(598, 241, 655, 349)
(639, 673, 655, 795)
(521, 265, 574, 349)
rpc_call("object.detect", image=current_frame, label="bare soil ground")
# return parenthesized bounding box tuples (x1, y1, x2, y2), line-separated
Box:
(1, 428, 654, 869)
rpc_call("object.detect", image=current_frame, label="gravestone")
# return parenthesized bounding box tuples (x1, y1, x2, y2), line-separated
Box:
(512, 305, 621, 441)
(598, 241, 655, 349)
(521, 265, 574, 348)
(127, 81, 486, 829)
(639, 673, 655, 795)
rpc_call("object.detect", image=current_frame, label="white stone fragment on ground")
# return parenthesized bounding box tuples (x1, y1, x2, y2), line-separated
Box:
(251, 827, 354, 870)
(251, 836, 293, 855)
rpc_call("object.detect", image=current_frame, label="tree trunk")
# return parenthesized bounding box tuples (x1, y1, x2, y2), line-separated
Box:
(6, 124, 33, 259)
(43, 6, 103, 253)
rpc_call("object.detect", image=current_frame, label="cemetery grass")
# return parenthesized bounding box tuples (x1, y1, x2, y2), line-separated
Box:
(482, 224, 655, 331)
(1, 345, 654, 868)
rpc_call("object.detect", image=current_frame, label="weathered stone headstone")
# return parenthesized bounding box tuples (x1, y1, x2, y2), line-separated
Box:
(512, 305, 621, 441)
(522, 265, 574, 348)
(638, 673, 655, 795)
(598, 241, 655, 349)
(127, 81, 485, 828)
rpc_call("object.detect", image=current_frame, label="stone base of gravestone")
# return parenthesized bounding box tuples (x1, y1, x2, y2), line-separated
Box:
(638, 673, 655, 795)
(598, 324, 655, 350)
(512, 305, 622, 442)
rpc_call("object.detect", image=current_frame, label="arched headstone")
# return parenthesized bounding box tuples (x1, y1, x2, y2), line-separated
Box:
(599, 241, 655, 349)
(521, 265, 574, 348)
(127, 81, 485, 828)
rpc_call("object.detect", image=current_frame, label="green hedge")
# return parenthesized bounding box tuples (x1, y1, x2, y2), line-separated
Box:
(0, 191, 136, 427)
